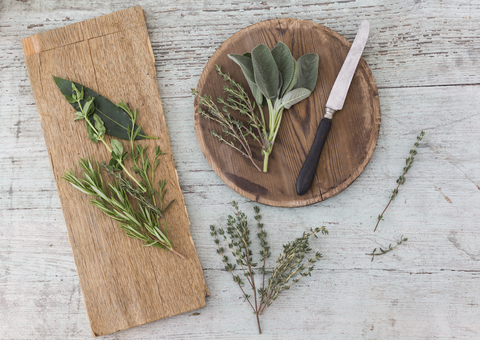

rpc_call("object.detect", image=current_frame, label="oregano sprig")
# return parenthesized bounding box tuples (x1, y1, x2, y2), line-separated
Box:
(210, 202, 327, 334)
(67, 82, 146, 192)
(374, 131, 425, 232)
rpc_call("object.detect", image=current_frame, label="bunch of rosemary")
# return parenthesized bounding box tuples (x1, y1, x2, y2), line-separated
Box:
(57, 79, 183, 258)
(210, 202, 327, 333)
(193, 42, 319, 172)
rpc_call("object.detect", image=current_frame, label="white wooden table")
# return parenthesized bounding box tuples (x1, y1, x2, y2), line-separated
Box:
(1, 1, 480, 339)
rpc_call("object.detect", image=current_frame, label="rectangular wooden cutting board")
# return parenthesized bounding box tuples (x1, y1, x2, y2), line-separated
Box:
(22, 6, 208, 337)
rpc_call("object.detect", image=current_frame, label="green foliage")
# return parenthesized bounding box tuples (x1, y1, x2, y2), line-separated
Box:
(52, 76, 153, 140)
(196, 42, 319, 172)
(374, 131, 425, 232)
(210, 202, 327, 334)
(63, 155, 182, 258)
(58, 81, 181, 257)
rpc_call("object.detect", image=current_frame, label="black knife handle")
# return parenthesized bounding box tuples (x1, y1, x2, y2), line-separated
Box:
(296, 117, 332, 196)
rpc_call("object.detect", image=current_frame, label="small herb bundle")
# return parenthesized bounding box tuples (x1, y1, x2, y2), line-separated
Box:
(194, 42, 319, 172)
(210, 202, 327, 334)
(374, 131, 426, 232)
(55, 77, 183, 258)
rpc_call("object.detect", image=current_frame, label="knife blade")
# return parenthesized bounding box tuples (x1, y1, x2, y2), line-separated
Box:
(296, 20, 370, 196)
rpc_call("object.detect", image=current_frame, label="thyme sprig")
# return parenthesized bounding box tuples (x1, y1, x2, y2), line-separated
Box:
(210, 202, 327, 334)
(366, 236, 408, 261)
(374, 131, 425, 232)
(192, 66, 265, 172)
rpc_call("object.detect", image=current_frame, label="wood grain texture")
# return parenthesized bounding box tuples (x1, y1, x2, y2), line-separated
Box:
(21, 6, 208, 337)
(2, 0, 480, 339)
(194, 18, 380, 207)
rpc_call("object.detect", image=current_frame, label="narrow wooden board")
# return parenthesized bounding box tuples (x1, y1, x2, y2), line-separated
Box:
(22, 6, 208, 337)
(194, 18, 381, 207)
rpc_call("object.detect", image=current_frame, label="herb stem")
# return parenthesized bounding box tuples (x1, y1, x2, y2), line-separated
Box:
(374, 131, 425, 232)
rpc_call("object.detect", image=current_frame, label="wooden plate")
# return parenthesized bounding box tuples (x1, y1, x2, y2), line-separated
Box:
(193, 18, 380, 207)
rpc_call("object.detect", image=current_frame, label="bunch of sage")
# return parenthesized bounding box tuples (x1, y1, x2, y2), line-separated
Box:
(230, 42, 319, 171)
(194, 42, 319, 172)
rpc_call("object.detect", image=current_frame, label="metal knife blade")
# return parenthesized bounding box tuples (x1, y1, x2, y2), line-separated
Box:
(325, 19, 370, 113)
(296, 20, 370, 196)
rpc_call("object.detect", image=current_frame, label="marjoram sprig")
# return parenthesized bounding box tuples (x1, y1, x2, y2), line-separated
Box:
(210, 202, 327, 334)
(374, 131, 425, 232)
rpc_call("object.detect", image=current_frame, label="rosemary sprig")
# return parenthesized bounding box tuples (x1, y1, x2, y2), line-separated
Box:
(366, 236, 408, 261)
(210, 202, 327, 334)
(63, 157, 184, 259)
(374, 131, 425, 232)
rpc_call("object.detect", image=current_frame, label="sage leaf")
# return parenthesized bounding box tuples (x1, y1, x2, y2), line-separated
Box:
(281, 88, 311, 109)
(251, 44, 279, 99)
(271, 42, 295, 97)
(111, 139, 123, 158)
(229, 53, 265, 106)
(283, 59, 298, 95)
(53, 76, 148, 140)
(294, 53, 319, 92)
(246, 78, 265, 107)
(228, 54, 255, 83)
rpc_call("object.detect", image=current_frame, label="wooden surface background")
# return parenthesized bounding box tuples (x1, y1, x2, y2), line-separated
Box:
(194, 18, 381, 207)
(22, 6, 208, 337)
(1, 0, 480, 339)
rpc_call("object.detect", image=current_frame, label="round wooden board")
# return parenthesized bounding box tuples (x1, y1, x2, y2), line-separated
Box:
(193, 18, 381, 207)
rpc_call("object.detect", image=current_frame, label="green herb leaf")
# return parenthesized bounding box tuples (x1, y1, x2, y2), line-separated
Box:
(271, 42, 295, 97)
(228, 53, 265, 106)
(86, 121, 98, 143)
(52, 76, 148, 140)
(251, 44, 279, 99)
(280, 87, 312, 109)
(110, 139, 123, 158)
(228, 54, 255, 83)
(92, 113, 106, 138)
(65, 95, 76, 103)
(294, 53, 319, 92)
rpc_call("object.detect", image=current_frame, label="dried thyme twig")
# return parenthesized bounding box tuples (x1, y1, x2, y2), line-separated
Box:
(366, 236, 408, 261)
(210, 202, 327, 334)
(374, 131, 425, 232)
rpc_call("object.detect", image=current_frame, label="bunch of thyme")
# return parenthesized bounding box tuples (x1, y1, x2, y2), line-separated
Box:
(210, 202, 327, 333)
(192, 66, 266, 172)
(374, 131, 425, 232)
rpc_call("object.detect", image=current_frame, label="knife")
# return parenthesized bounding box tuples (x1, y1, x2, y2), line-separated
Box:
(296, 20, 370, 196)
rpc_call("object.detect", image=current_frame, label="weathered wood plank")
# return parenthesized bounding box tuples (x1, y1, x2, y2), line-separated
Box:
(20, 6, 208, 337)
(2, 0, 480, 339)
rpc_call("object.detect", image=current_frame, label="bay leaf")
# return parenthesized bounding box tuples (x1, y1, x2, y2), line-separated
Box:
(251, 44, 279, 99)
(294, 53, 319, 92)
(52, 76, 148, 140)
